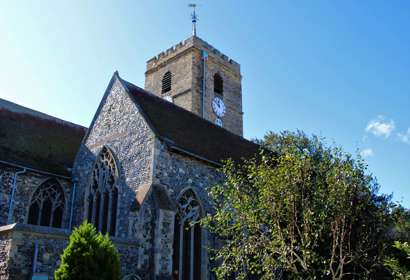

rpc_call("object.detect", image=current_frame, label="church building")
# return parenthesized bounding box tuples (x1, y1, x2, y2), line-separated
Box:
(0, 22, 259, 280)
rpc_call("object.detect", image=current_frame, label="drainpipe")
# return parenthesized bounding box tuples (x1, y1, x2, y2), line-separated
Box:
(0, 174, 3, 205)
(32, 240, 39, 274)
(68, 180, 77, 229)
(7, 168, 26, 224)
(201, 50, 208, 118)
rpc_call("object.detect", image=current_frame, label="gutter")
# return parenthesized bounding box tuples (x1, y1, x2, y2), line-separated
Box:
(160, 137, 222, 167)
(0, 160, 70, 179)
(7, 168, 26, 224)
(168, 145, 222, 167)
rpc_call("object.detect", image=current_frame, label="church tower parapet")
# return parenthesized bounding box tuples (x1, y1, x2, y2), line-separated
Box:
(144, 36, 243, 136)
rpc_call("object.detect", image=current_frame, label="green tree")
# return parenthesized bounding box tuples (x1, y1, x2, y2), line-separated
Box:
(54, 222, 121, 280)
(384, 241, 410, 279)
(203, 131, 393, 280)
(390, 206, 410, 243)
(383, 206, 410, 279)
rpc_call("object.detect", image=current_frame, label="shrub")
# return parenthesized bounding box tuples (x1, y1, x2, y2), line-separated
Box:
(54, 222, 121, 280)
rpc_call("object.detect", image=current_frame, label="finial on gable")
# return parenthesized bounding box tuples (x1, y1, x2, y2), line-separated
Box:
(188, 3, 198, 37)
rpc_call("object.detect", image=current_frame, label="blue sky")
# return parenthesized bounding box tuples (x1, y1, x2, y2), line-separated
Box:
(1, 1, 409, 207)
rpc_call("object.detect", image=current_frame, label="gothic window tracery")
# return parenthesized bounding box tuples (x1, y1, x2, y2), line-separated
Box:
(27, 179, 65, 228)
(87, 147, 119, 236)
(172, 189, 202, 280)
(162, 71, 172, 94)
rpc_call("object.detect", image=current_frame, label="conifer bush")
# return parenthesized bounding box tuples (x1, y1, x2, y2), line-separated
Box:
(54, 222, 121, 280)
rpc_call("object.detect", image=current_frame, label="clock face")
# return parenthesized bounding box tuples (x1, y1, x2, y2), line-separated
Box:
(212, 97, 226, 117)
(215, 118, 223, 127)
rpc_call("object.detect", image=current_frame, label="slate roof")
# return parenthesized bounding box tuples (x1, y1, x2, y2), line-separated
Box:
(0, 73, 259, 177)
(0, 98, 86, 176)
(119, 75, 260, 165)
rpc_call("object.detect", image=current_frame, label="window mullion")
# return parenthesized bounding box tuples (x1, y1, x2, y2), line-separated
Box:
(49, 204, 55, 227)
(91, 194, 97, 224)
(190, 226, 195, 280)
(98, 190, 104, 232)
(89, 148, 118, 235)
(179, 218, 185, 280)
(107, 191, 112, 234)
(37, 201, 44, 225)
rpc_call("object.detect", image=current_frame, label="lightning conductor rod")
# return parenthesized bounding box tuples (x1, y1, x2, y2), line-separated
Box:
(189, 3, 198, 36)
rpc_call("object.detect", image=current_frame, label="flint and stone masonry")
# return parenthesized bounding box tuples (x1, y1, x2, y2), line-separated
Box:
(0, 35, 257, 280)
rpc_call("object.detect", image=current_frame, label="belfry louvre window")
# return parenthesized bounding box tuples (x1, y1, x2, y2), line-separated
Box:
(213, 73, 223, 95)
(162, 71, 172, 93)
(172, 189, 202, 280)
(87, 147, 119, 236)
(27, 179, 65, 228)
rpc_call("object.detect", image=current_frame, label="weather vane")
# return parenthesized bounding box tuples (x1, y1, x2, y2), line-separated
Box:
(188, 3, 198, 36)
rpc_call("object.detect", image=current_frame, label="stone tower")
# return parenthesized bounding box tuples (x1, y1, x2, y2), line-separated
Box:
(144, 36, 243, 136)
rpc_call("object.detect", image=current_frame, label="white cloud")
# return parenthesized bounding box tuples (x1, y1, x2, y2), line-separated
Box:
(360, 148, 374, 158)
(365, 116, 395, 138)
(398, 128, 410, 144)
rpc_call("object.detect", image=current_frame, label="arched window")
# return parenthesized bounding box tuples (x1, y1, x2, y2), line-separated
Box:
(27, 179, 65, 228)
(162, 71, 172, 94)
(87, 147, 119, 236)
(214, 73, 223, 95)
(172, 190, 202, 280)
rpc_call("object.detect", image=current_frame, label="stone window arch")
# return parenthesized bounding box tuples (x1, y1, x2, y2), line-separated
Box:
(213, 73, 223, 95)
(162, 71, 172, 94)
(27, 179, 65, 228)
(87, 146, 119, 236)
(172, 189, 203, 280)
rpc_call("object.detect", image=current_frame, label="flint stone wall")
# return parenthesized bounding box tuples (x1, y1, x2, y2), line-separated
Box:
(0, 165, 72, 229)
(0, 223, 139, 280)
(152, 139, 224, 279)
(72, 77, 155, 238)
(0, 224, 70, 280)
(0, 231, 12, 280)
(152, 139, 223, 213)
(0, 167, 14, 226)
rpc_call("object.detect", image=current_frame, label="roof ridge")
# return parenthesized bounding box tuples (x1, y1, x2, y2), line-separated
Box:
(118, 76, 255, 146)
(117, 75, 259, 165)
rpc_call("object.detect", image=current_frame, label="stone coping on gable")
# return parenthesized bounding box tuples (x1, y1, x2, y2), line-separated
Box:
(0, 223, 138, 246)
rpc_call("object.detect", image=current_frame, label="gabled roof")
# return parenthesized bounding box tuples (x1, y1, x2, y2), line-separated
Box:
(118, 74, 259, 165)
(0, 98, 86, 176)
(0, 72, 259, 177)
